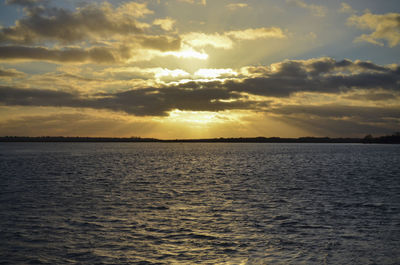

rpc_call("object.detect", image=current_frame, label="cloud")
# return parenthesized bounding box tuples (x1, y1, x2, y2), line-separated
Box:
(118, 2, 154, 18)
(339, 2, 355, 14)
(0, 2, 152, 44)
(5, 0, 45, 7)
(0, 85, 254, 116)
(229, 57, 400, 97)
(348, 12, 400, 47)
(182, 27, 286, 49)
(103, 67, 238, 82)
(153, 17, 176, 31)
(162, 45, 209, 59)
(106, 86, 251, 115)
(0, 34, 182, 63)
(104, 66, 190, 82)
(226, 3, 249, 11)
(0, 67, 25, 78)
(136, 35, 181, 51)
(0, 0, 217, 64)
(0, 58, 398, 117)
(0, 85, 80, 107)
(0, 1, 285, 65)
(287, 0, 326, 17)
(0, 1, 187, 64)
(226, 27, 286, 40)
(182, 32, 234, 49)
(343, 89, 399, 101)
(0, 45, 117, 63)
(177, 0, 206, 6)
(194, 68, 238, 79)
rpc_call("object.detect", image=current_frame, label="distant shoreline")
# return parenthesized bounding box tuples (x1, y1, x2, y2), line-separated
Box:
(1, 134, 399, 144)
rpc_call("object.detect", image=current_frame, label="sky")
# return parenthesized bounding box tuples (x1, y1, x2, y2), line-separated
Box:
(0, 0, 399, 139)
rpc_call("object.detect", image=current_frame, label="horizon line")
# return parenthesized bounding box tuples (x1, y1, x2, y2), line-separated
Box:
(1, 134, 399, 143)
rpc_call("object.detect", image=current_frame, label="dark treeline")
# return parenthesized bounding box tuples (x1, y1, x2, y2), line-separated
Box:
(168, 137, 361, 143)
(1, 133, 399, 143)
(0, 136, 160, 142)
(361, 133, 400, 144)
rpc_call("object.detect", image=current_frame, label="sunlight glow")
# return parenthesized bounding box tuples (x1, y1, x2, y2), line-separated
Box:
(164, 46, 209, 60)
(182, 32, 234, 49)
(154, 69, 190, 79)
(167, 110, 223, 125)
(194, 68, 238, 79)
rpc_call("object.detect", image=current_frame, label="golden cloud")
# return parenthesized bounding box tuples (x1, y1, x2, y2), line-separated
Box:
(348, 11, 400, 47)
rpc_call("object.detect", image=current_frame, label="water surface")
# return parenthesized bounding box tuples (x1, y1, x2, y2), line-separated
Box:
(1, 143, 399, 264)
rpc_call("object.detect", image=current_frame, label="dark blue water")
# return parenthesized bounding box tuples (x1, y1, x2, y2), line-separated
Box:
(0, 143, 399, 264)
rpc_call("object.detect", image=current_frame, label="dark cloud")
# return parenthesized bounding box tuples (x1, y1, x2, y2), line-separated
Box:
(102, 86, 252, 116)
(0, 46, 116, 63)
(354, 61, 389, 72)
(227, 58, 400, 97)
(0, 2, 146, 44)
(5, 0, 45, 7)
(223, 71, 397, 98)
(0, 1, 182, 64)
(0, 85, 255, 116)
(138, 35, 181, 51)
(0, 58, 398, 120)
(0, 85, 81, 107)
(344, 91, 399, 101)
(0, 39, 181, 63)
(272, 58, 391, 77)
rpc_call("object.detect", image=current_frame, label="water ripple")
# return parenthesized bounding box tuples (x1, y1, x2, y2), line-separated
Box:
(0, 142, 399, 264)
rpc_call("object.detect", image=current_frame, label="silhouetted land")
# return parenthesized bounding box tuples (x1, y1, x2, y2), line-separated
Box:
(1, 134, 399, 143)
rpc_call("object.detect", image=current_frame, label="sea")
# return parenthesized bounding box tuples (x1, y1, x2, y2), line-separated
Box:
(0, 142, 399, 264)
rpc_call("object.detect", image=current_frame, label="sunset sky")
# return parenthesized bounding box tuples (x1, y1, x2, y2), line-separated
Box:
(0, 0, 399, 139)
